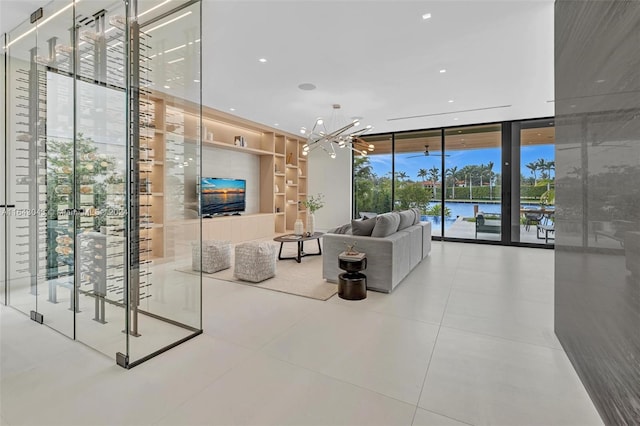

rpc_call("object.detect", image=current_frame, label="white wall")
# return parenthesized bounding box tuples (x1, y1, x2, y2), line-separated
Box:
(308, 149, 352, 231)
(202, 146, 261, 215)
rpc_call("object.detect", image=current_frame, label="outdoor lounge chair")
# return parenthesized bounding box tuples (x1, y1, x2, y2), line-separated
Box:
(475, 212, 501, 238)
(537, 223, 555, 243)
(524, 212, 544, 231)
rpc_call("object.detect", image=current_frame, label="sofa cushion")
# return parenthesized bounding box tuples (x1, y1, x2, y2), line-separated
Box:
(371, 212, 401, 237)
(411, 207, 421, 225)
(397, 210, 415, 230)
(351, 217, 376, 236)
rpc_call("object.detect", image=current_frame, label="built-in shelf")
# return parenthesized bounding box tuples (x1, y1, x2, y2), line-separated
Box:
(140, 192, 164, 197)
(275, 192, 285, 196)
(286, 184, 298, 187)
(274, 172, 285, 176)
(275, 212, 285, 216)
(204, 139, 273, 156)
(299, 175, 307, 179)
(285, 164, 297, 168)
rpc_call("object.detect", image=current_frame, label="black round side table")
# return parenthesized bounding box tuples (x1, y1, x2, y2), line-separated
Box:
(338, 252, 367, 300)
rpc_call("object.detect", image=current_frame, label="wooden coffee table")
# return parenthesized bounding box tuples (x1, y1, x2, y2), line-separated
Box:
(273, 232, 323, 263)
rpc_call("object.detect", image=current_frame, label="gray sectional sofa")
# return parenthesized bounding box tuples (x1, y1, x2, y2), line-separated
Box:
(322, 209, 431, 293)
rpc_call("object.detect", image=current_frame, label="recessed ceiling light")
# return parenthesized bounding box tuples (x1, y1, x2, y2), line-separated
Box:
(453, 118, 459, 121)
(229, 107, 235, 111)
(274, 123, 279, 126)
(439, 69, 446, 73)
(298, 83, 316, 91)
(258, 58, 267, 63)
(194, 79, 200, 83)
(164, 85, 170, 89)
(422, 13, 432, 20)
(448, 99, 454, 103)
(595, 79, 605, 83)
(300, 127, 307, 134)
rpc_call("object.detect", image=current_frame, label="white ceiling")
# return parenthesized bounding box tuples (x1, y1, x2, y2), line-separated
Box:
(1, 0, 555, 135)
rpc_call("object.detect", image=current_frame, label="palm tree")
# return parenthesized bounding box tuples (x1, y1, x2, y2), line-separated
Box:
(397, 171, 409, 181)
(417, 168, 427, 182)
(486, 161, 494, 200)
(446, 166, 458, 199)
(526, 161, 539, 185)
(545, 160, 555, 191)
(428, 166, 440, 198)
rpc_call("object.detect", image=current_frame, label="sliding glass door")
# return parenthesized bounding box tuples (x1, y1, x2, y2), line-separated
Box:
(352, 119, 555, 247)
(511, 119, 555, 245)
(443, 124, 502, 241)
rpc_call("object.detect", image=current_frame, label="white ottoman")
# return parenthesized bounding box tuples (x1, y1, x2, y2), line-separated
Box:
(192, 240, 231, 273)
(234, 242, 276, 283)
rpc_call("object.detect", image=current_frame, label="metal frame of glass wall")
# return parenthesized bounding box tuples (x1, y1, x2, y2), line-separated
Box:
(353, 117, 555, 248)
(1, 0, 203, 368)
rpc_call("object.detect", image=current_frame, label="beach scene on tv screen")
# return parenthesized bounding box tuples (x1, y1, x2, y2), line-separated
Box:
(201, 178, 246, 215)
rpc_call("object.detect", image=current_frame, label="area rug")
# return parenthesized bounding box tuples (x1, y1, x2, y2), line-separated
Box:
(178, 242, 338, 301)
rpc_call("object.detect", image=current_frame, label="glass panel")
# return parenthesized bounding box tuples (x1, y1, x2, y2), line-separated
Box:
(394, 130, 443, 236)
(354, 134, 393, 217)
(513, 120, 555, 245)
(6, 17, 40, 318)
(1, 34, 6, 305)
(73, 0, 128, 356)
(34, 0, 76, 338)
(127, 1, 202, 363)
(444, 124, 502, 240)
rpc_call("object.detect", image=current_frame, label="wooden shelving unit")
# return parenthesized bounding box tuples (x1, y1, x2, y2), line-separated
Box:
(146, 94, 309, 252)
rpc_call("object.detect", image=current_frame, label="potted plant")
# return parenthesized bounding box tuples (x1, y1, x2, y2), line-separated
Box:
(302, 193, 325, 235)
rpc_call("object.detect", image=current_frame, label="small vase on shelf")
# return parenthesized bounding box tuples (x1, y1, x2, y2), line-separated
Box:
(294, 219, 304, 236)
(306, 212, 315, 235)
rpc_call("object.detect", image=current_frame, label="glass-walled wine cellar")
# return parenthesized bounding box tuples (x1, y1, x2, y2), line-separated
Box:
(1, 0, 202, 368)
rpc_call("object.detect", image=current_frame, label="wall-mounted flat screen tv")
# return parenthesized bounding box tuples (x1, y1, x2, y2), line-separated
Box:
(200, 177, 246, 215)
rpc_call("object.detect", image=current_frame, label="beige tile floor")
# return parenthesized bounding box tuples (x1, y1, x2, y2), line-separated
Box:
(0, 241, 603, 426)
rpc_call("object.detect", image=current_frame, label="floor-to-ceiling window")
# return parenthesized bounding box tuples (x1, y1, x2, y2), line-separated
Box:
(511, 119, 555, 245)
(394, 130, 444, 237)
(352, 119, 554, 247)
(353, 134, 393, 217)
(444, 124, 502, 241)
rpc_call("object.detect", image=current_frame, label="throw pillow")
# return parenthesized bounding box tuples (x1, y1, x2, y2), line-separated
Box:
(351, 217, 376, 236)
(330, 223, 352, 234)
(411, 207, 422, 225)
(397, 210, 415, 230)
(371, 212, 401, 237)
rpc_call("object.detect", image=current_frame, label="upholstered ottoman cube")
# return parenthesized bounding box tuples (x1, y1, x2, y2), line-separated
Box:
(234, 242, 276, 283)
(192, 240, 231, 273)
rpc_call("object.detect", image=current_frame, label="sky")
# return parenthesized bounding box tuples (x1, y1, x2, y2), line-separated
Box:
(366, 145, 555, 180)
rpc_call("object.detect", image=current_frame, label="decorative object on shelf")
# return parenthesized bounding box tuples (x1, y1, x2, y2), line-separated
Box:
(344, 242, 359, 255)
(287, 180, 293, 185)
(286, 152, 293, 164)
(302, 104, 375, 159)
(302, 193, 324, 235)
(234, 135, 245, 146)
(294, 219, 304, 236)
(298, 167, 302, 176)
(274, 184, 279, 193)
